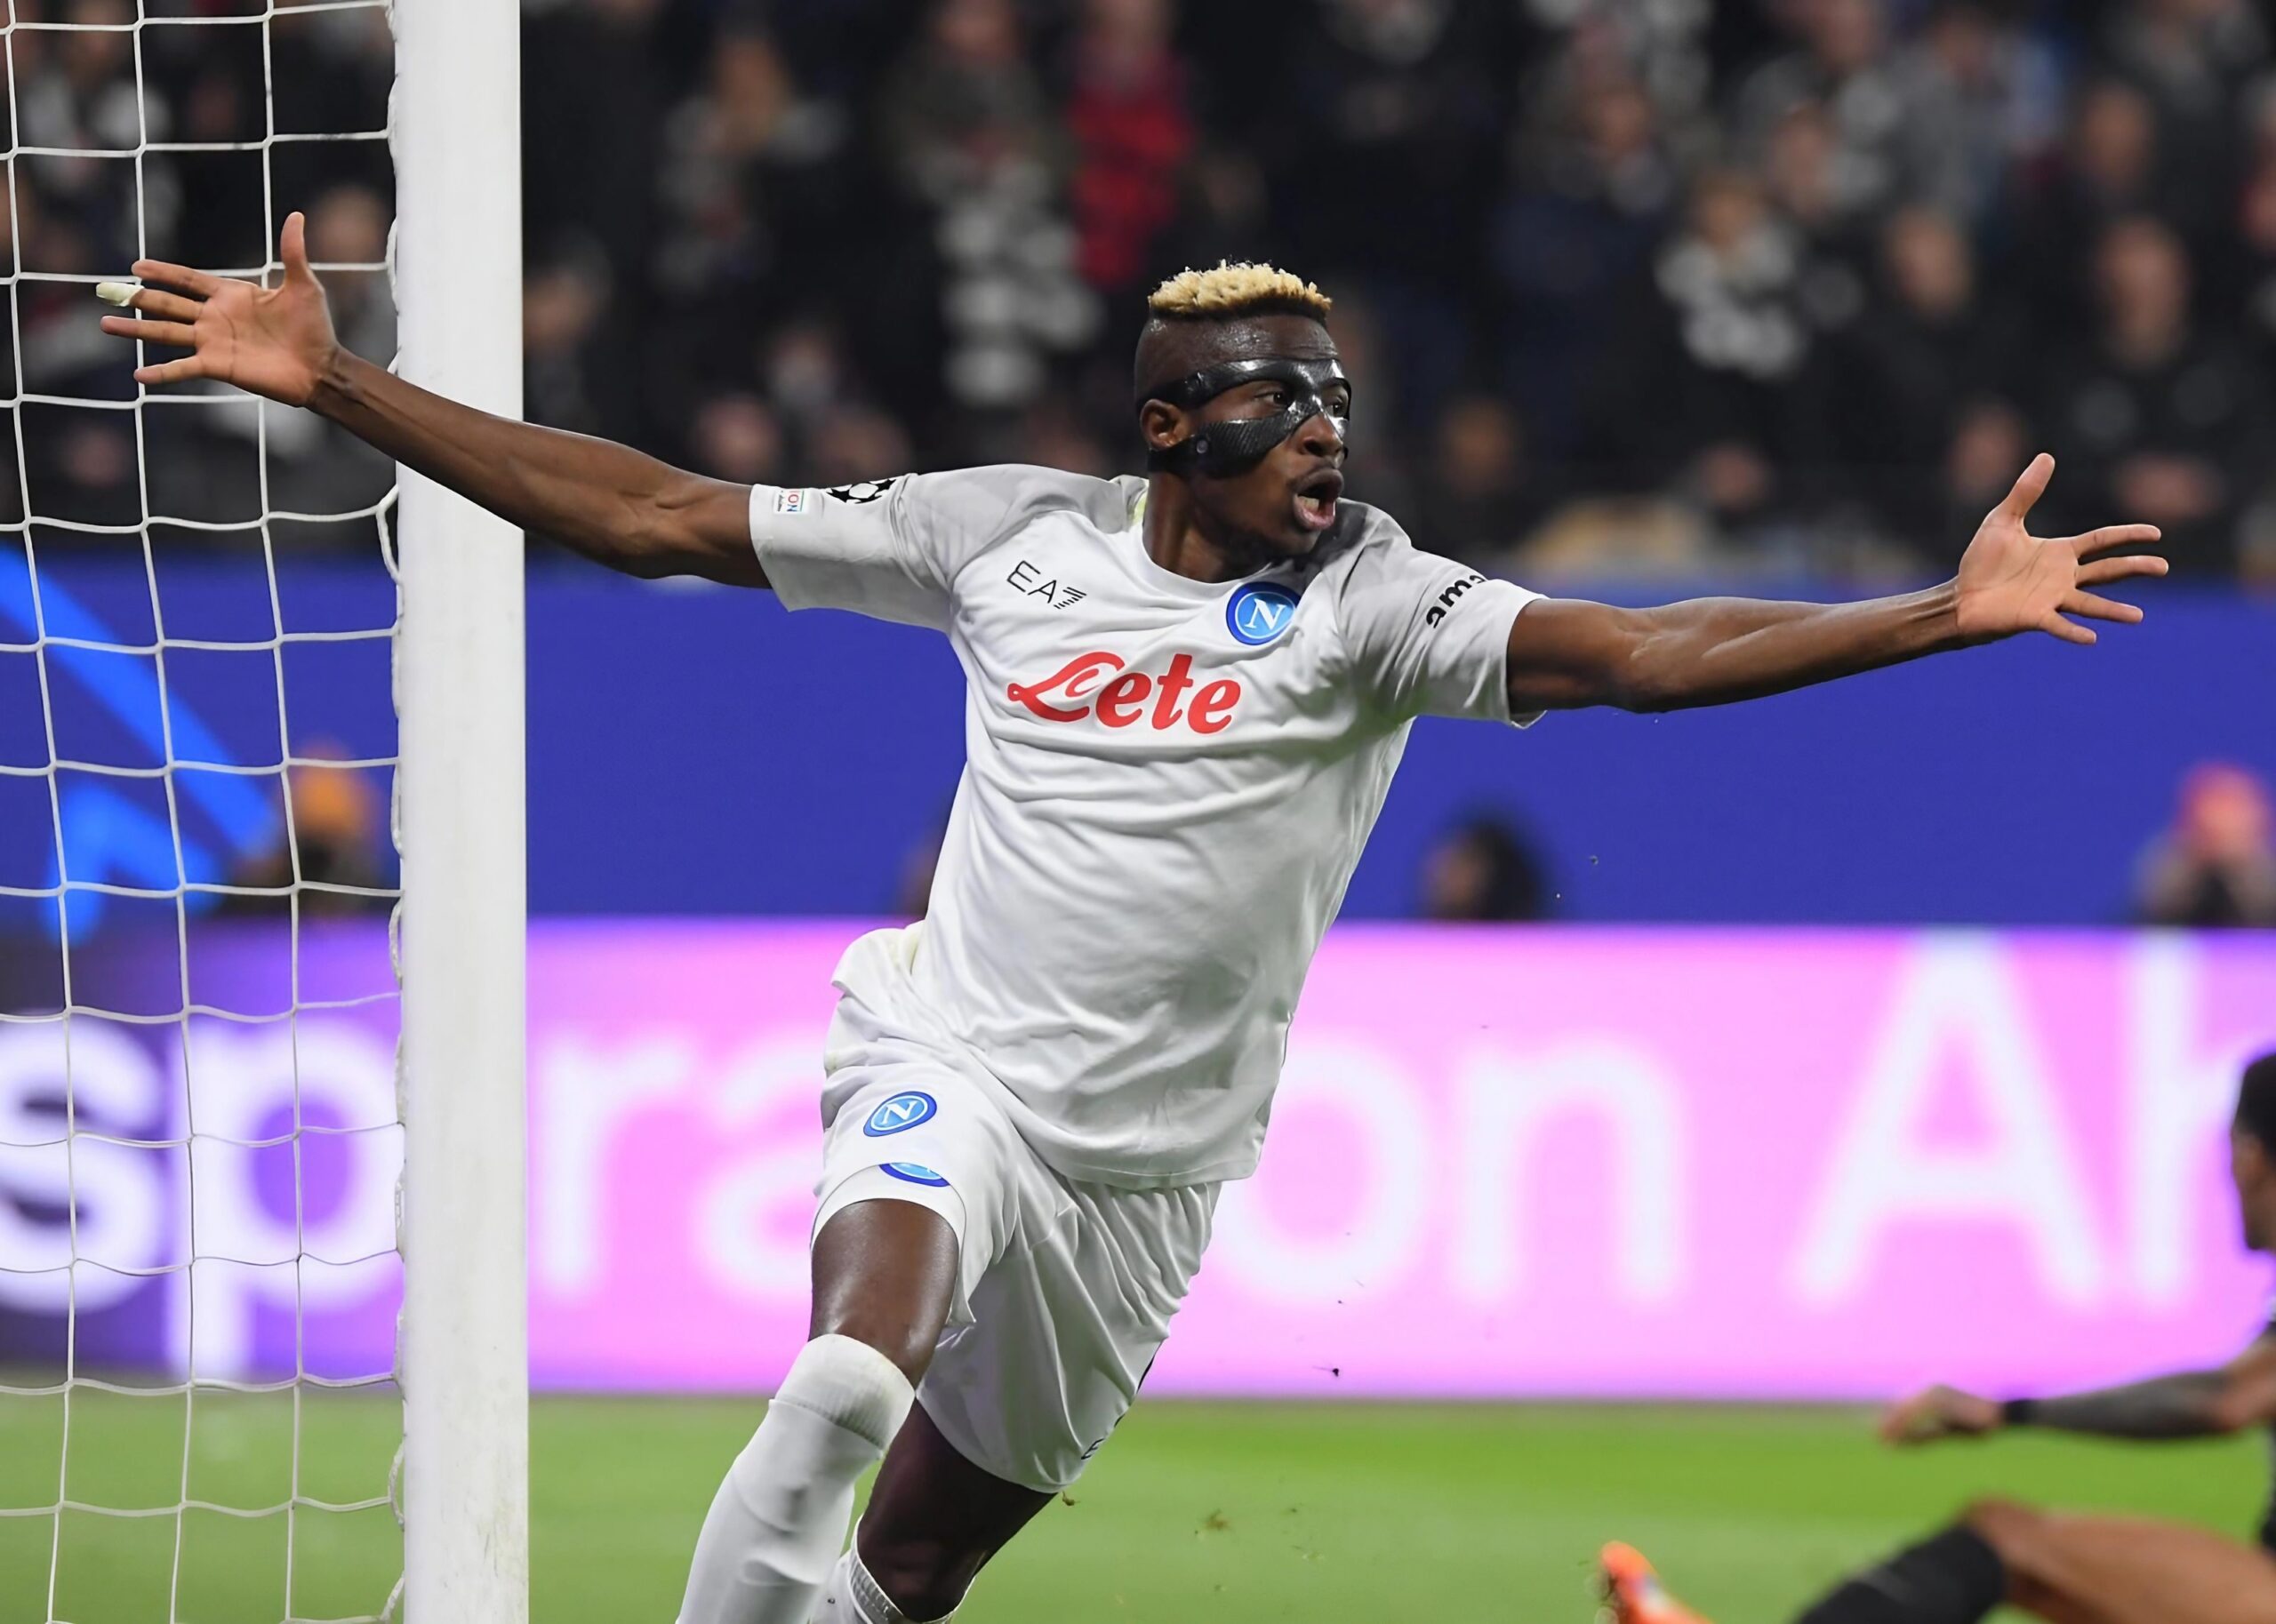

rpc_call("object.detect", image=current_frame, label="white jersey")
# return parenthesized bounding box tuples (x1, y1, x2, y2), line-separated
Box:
(751, 467, 1539, 1188)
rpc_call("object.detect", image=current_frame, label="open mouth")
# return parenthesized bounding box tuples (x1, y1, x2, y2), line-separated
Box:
(1293, 468, 1343, 532)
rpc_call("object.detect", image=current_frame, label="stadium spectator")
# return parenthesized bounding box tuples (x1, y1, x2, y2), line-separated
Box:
(687, 394, 788, 487)
(523, 241, 616, 443)
(2228, 94, 2276, 377)
(1419, 816, 1552, 924)
(224, 746, 393, 918)
(1941, 397, 2035, 553)
(2019, 77, 2166, 332)
(1731, 0, 1905, 221)
(1060, 0, 1193, 296)
(1491, 67, 1677, 448)
(2134, 762, 2276, 928)
(1272, 0, 1505, 424)
(2097, 0, 2270, 236)
(1833, 205, 2021, 552)
(1887, 1, 2063, 228)
(1584, 166, 1825, 552)
(882, 0, 1098, 414)
(2038, 215, 2267, 572)
(1410, 394, 1547, 566)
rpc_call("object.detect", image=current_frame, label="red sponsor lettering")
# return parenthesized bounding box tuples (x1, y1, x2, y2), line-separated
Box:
(1006, 652, 1242, 732)
(1150, 653, 1197, 730)
(1006, 652, 1124, 721)
(1189, 679, 1240, 733)
(1095, 670, 1151, 727)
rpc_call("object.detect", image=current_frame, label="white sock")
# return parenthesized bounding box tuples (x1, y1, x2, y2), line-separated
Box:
(811, 1541, 959, 1624)
(676, 1336, 915, 1624)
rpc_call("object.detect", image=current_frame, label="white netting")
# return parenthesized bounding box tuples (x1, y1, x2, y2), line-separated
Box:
(1, 3, 406, 1620)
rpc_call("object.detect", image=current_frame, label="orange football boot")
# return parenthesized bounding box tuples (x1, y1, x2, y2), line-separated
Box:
(1599, 1541, 1714, 1624)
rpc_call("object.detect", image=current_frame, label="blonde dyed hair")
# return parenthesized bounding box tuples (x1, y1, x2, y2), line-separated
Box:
(1145, 261, 1332, 321)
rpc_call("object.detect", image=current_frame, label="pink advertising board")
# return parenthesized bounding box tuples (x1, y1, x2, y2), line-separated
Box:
(528, 923, 2276, 1399)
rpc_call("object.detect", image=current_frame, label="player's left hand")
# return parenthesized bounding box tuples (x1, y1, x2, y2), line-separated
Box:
(1879, 1383, 2001, 1446)
(1952, 453, 2168, 646)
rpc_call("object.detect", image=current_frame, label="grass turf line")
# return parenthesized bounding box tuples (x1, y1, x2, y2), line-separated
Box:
(0, 1396, 2259, 1621)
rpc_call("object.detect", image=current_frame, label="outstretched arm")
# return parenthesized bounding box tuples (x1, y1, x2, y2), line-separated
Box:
(99, 214, 762, 586)
(1882, 1338, 2276, 1445)
(1503, 457, 2166, 716)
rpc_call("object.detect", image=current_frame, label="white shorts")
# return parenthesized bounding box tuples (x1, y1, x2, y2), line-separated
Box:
(812, 1061, 1217, 1493)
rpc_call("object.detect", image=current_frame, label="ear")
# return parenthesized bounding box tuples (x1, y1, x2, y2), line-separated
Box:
(1140, 398, 1190, 452)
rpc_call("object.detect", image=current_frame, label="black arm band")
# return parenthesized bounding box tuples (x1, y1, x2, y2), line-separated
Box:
(2000, 1397, 2038, 1425)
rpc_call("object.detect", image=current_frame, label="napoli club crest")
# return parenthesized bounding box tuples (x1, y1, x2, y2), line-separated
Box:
(1226, 582, 1301, 646)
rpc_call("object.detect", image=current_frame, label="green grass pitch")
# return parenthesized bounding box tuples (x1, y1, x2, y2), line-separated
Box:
(0, 1394, 2261, 1621)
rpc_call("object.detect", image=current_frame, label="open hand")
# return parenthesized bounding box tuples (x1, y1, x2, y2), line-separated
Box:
(1953, 454, 2168, 645)
(1879, 1384, 2002, 1446)
(97, 212, 339, 408)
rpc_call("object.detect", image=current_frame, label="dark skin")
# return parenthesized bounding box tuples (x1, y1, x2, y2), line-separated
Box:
(1616, 1111, 2276, 1624)
(1783, 1120, 2276, 1624)
(1882, 1125, 2276, 1450)
(101, 221, 2172, 1615)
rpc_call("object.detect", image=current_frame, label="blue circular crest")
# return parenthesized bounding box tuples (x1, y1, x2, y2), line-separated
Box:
(863, 1091, 937, 1137)
(1226, 582, 1301, 646)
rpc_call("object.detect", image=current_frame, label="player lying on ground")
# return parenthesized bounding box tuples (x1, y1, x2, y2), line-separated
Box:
(100, 222, 2168, 1624)
(1602, 1049, 2276, 1624)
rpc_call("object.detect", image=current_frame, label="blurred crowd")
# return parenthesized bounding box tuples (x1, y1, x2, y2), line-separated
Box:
(1410, 758, 2276, 926)
(9, 0, 2276, 583)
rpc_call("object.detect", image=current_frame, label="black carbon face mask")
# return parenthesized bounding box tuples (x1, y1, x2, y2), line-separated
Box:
(1140, 356, 1350, 477)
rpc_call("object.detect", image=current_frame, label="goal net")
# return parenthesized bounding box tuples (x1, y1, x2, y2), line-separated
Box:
(0, 2, 524, 1620)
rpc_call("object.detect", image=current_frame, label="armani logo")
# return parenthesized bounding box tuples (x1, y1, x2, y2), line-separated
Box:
(1006, 559, 1088, 610)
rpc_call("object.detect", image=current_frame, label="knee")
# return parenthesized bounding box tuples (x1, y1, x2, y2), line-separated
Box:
(855, 1530, 979, 1624)
(1960, 1497, 2048, 1575)
(807, 1306, 935, 1389)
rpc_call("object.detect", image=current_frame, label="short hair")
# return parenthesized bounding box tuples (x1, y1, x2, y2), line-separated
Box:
(1145, 261, 1332, 324)
(2235, 1052, 2276, 1150)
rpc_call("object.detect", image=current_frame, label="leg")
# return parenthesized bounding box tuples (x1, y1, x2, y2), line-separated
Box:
(820, 1176, 1219, 1621)
(808, 1197, 962, 1384)
(812, 1404, 1056, 1623)
(1788, 1521, 2010, 1624)
(677, 1199, 958, 1624)
(1964, 1500, 2276, 1624)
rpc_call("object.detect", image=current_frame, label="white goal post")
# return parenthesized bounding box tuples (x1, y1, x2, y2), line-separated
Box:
(391, 0, 528, 1619)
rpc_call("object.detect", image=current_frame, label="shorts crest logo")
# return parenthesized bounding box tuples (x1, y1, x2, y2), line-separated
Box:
(1226, 582, 1300, 645)
(881, 1162, 950, 1188)
(863, 1091, 937, 1137)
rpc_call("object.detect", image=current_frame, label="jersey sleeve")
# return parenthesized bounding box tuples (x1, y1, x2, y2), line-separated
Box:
(749, 467, 1038, 629)
(1334, 525, 1543, 725)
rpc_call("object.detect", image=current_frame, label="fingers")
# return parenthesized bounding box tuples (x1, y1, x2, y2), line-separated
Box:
(1995, 452, 2055, 523)
(132, 356, 212, 388)
(100, 315, 197, 349)
(2067, 523, 2163, 559)
(1878, 1394, 1933, 1444)
(131, 257, 223, 298)
(2064, 590, 2144, 625)
(2079, 553, 2169, 585)
(2039, 612, 2096, 646)
(280, 211, 315, 285)
(121, 287, 203, 323)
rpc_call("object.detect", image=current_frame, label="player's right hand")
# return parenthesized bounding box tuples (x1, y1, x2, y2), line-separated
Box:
(1879, 1383, 2002, 1446)
(96, 212, 340, 409)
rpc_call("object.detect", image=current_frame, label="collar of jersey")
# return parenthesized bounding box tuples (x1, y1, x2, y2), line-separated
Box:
(1122, 485, 1294, 600)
